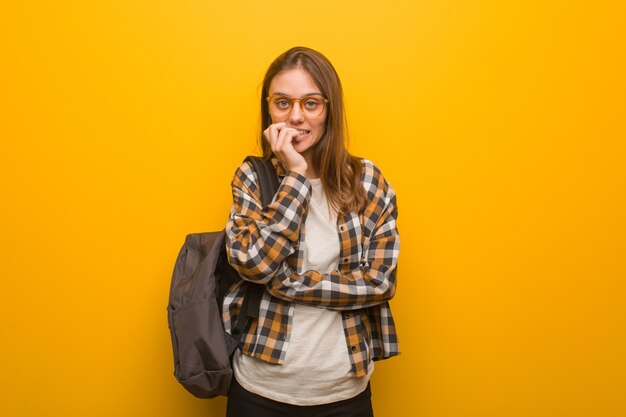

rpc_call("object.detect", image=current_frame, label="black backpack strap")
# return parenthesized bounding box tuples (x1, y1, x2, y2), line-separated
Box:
(245, 156, 281, 206)
(232, 156, 280, 343)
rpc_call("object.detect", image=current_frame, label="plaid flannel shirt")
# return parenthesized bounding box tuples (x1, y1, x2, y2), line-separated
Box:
(223, 157, 400, 377)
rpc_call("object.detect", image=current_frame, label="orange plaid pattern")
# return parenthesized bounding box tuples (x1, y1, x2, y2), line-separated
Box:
(224, 157, 400, 377)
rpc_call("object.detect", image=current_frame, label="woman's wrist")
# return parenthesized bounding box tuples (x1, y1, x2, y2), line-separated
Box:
(286, 163, 307, 177)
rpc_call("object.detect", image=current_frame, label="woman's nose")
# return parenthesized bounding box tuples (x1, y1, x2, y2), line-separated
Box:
(288, 103, 305, 123)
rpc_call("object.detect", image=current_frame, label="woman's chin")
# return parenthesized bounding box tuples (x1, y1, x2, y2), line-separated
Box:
(293, 142, 307, 152)
(292, 135, 318, 155)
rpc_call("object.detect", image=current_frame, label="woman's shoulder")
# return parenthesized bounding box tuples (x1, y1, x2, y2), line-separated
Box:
(235, 157, 285, 176)
(231, 159, 259, 194)
(357, 157, 393, 192)
(231, 156, 286, 193)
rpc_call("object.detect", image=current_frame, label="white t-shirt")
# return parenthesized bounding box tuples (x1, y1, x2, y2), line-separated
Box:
(233, 177, 373, 405)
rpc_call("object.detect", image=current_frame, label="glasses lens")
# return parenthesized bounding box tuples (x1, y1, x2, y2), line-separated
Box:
(302, 97, 324, 117)
(270, 97, 292, 114)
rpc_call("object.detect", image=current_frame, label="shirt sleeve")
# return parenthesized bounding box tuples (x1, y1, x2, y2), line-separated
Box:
(225, 161, 312, 284)
(266, 169, 400, 311)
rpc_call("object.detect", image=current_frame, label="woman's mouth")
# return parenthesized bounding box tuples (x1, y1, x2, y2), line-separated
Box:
(296, 129, 310, 138)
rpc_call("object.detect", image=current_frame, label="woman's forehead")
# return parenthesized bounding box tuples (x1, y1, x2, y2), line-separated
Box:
(269, 68, 321, 95)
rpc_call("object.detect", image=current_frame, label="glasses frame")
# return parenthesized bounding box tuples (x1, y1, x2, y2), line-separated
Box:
(266, 94, 329, 118)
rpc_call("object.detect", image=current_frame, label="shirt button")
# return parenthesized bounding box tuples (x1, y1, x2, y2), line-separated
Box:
(344, 313, 350, 319)
(343, 258, 349, 263)
(351, 346, 357, 352)
(339, 225, 345, 231)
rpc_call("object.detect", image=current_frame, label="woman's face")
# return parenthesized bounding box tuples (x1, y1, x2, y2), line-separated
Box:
(268, 68, 327, 160)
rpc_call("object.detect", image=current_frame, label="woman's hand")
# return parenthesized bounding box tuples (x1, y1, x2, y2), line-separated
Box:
(263, 122, 308, 176)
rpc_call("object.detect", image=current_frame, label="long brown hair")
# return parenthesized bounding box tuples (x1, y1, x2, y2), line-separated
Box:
(259, 46, 367, 215)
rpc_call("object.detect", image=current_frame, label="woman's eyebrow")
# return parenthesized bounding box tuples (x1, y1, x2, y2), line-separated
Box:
(271, 92, 323, 97)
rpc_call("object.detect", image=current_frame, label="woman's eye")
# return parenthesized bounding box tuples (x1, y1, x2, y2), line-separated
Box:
(305, 100, 320, 108)
(276, 99, 290, 108)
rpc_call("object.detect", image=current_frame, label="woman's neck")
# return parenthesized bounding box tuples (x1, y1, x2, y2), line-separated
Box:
(303, 153, 319, 179)
(305, 170, 319, 180)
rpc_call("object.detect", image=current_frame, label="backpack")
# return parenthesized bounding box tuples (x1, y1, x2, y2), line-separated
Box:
(167, 156, 280, 398)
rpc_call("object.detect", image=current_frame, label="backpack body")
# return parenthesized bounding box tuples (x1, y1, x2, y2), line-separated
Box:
(167, 231, 238, 398)
(166, 156, 279, 398)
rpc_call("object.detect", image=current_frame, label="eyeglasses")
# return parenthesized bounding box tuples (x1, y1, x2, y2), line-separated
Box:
(266, 94, 328, 118)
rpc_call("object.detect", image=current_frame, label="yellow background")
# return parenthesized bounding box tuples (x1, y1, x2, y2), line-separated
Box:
(2, 1, 625, 416)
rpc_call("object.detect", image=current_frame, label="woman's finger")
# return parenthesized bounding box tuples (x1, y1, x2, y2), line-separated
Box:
(267, 125, 280, 151)
(266, 123, 285, 149)
(277, 127, 297, 151)
(266, 123, 284, 142)
(275, 126, 295, 153)
(275, 132, 291, 156)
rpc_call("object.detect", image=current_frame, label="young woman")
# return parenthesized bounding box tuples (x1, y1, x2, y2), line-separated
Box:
(224, 46, 400, 417)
